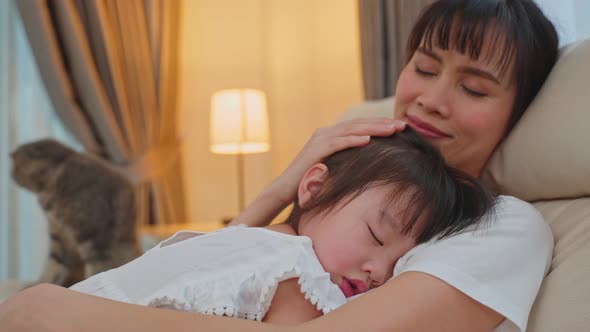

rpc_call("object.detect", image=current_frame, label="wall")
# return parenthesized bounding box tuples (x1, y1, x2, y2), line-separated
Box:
(535, 0, 590, 45)
(178, 0, 363, 223)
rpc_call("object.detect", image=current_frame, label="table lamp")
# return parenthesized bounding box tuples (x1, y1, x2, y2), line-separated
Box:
(210, 89, 270, 223)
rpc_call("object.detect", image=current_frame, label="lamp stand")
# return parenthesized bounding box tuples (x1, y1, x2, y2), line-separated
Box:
(237, 152, 245, 212)
(222, 153, 246, 225)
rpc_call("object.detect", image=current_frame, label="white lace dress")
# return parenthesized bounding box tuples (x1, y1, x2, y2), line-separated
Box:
(70, 225, 347, 321)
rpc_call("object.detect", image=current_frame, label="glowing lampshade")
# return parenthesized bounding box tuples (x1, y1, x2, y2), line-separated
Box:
(210, 89, 270, 155)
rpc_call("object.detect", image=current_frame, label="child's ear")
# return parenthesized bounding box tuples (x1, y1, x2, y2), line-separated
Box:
(298, 163, 328, 208)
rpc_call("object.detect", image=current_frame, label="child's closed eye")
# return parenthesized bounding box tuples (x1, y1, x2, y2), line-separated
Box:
(367, 225, 384, 246)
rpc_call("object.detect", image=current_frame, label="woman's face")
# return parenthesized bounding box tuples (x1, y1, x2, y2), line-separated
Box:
(394, 42, 517, 177)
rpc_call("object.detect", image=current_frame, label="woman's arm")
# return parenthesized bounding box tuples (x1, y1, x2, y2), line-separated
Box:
(228, 118, 404, 227)
(0, 275, 501, 332)
(302, 272, 503, 332)
(0, 284, 293, 332)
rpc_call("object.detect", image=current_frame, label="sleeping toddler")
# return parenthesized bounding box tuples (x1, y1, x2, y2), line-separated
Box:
(70, 127, 495, 324)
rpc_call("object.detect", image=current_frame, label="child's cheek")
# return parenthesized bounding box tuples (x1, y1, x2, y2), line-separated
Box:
(315, 242, 353, 275)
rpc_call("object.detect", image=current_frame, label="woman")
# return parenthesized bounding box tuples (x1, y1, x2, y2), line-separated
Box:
(0, 0, 559, 331)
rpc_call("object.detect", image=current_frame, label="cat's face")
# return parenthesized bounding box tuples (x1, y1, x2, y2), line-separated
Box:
(10, 139, 74, 193)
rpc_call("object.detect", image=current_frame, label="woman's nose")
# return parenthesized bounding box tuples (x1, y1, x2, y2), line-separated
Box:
(416, 77, 451, 118)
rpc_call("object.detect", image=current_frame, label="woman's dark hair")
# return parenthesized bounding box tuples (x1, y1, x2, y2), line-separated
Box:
(406, 0, 559, 131)
(286, 127, 496, 244)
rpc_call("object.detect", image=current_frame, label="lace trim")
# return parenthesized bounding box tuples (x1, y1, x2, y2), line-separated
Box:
(148, 295, 264, 321)
(148, 296, 261, 319)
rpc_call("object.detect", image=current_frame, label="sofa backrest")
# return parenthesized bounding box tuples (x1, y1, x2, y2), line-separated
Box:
(482, 40, 590, 201)
(340, 38, 590, 331)
(494, 38, 590, 332)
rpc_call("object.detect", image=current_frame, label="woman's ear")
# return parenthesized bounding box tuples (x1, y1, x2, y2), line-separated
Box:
(297, 163, 328, 208)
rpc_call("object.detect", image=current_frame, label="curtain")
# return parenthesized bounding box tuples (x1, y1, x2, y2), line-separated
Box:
(358, 0, 434, 99)
(0, 0, 81, 281)
(16, 0, 186, 226)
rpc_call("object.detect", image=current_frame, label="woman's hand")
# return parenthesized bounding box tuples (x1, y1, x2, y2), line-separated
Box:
(228, 118, 405, 227)
(272, 118, 406, 203)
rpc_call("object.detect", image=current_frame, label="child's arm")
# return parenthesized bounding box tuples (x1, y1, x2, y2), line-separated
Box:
(263, 278, 323, 325)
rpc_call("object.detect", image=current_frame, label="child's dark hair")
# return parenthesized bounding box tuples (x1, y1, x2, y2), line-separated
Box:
(407, 0, 559, 132)
(286, 127, 496, 244)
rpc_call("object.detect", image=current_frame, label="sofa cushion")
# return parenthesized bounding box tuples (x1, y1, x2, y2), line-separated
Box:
(481, 38, 590, 331)
(482, 38, 590, 201)
(528, 197, 590, 331)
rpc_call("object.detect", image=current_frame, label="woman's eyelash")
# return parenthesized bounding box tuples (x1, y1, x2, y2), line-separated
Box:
(415, 66, 435, 77)
(414, 65, 488, 97)
(462, 85, 487, 97)
(367, 225, 384, 246)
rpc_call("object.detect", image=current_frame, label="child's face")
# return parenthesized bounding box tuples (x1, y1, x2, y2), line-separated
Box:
(298, 185, 418, 298)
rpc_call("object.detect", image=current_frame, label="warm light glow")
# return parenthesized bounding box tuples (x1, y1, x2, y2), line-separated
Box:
(210, 89, 270, 154)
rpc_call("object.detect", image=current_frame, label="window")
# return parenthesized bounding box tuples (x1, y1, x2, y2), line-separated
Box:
(0, 1, 79, 281)
(535, 0, 590, 46)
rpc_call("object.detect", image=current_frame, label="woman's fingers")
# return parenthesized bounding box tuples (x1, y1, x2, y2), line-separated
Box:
(324, 118, 406, 145)
(333, 118, 406, 137)
(304, 118, 407, 159)
(327, 135, 371, 151)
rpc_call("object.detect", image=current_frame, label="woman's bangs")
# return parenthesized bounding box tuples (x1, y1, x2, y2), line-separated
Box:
(412, 3, 517, 80)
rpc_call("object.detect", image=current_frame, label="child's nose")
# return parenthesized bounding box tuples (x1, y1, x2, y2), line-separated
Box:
(371, 260, 395, 287)
(369, 267, 389, 288)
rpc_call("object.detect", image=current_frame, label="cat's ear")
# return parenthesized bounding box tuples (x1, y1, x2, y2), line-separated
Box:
(37, 139, 75, 163)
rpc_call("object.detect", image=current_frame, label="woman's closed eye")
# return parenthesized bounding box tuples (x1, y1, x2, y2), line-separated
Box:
(414, 62, 489, 97)
(461, 84, 487, 97)
(415, 65, 436, 77)
(367, 224, 384, 246)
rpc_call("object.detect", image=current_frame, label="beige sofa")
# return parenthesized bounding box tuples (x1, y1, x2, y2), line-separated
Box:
(342, 38, 590, 331)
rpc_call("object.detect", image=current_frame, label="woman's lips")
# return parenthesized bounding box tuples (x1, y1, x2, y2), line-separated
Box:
(407, 115, 452, 139)
(339, 278, 368, 297)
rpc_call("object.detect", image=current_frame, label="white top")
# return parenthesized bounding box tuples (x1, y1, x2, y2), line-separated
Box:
(69, 225, 347, 321)
(392, 195, 553, 332)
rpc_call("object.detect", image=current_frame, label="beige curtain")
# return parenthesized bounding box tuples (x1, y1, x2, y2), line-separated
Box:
(358, 0, 434, 99)
(16, 0, 185, 225)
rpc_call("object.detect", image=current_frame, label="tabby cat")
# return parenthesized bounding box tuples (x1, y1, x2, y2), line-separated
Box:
(10, 139, 140, 287)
